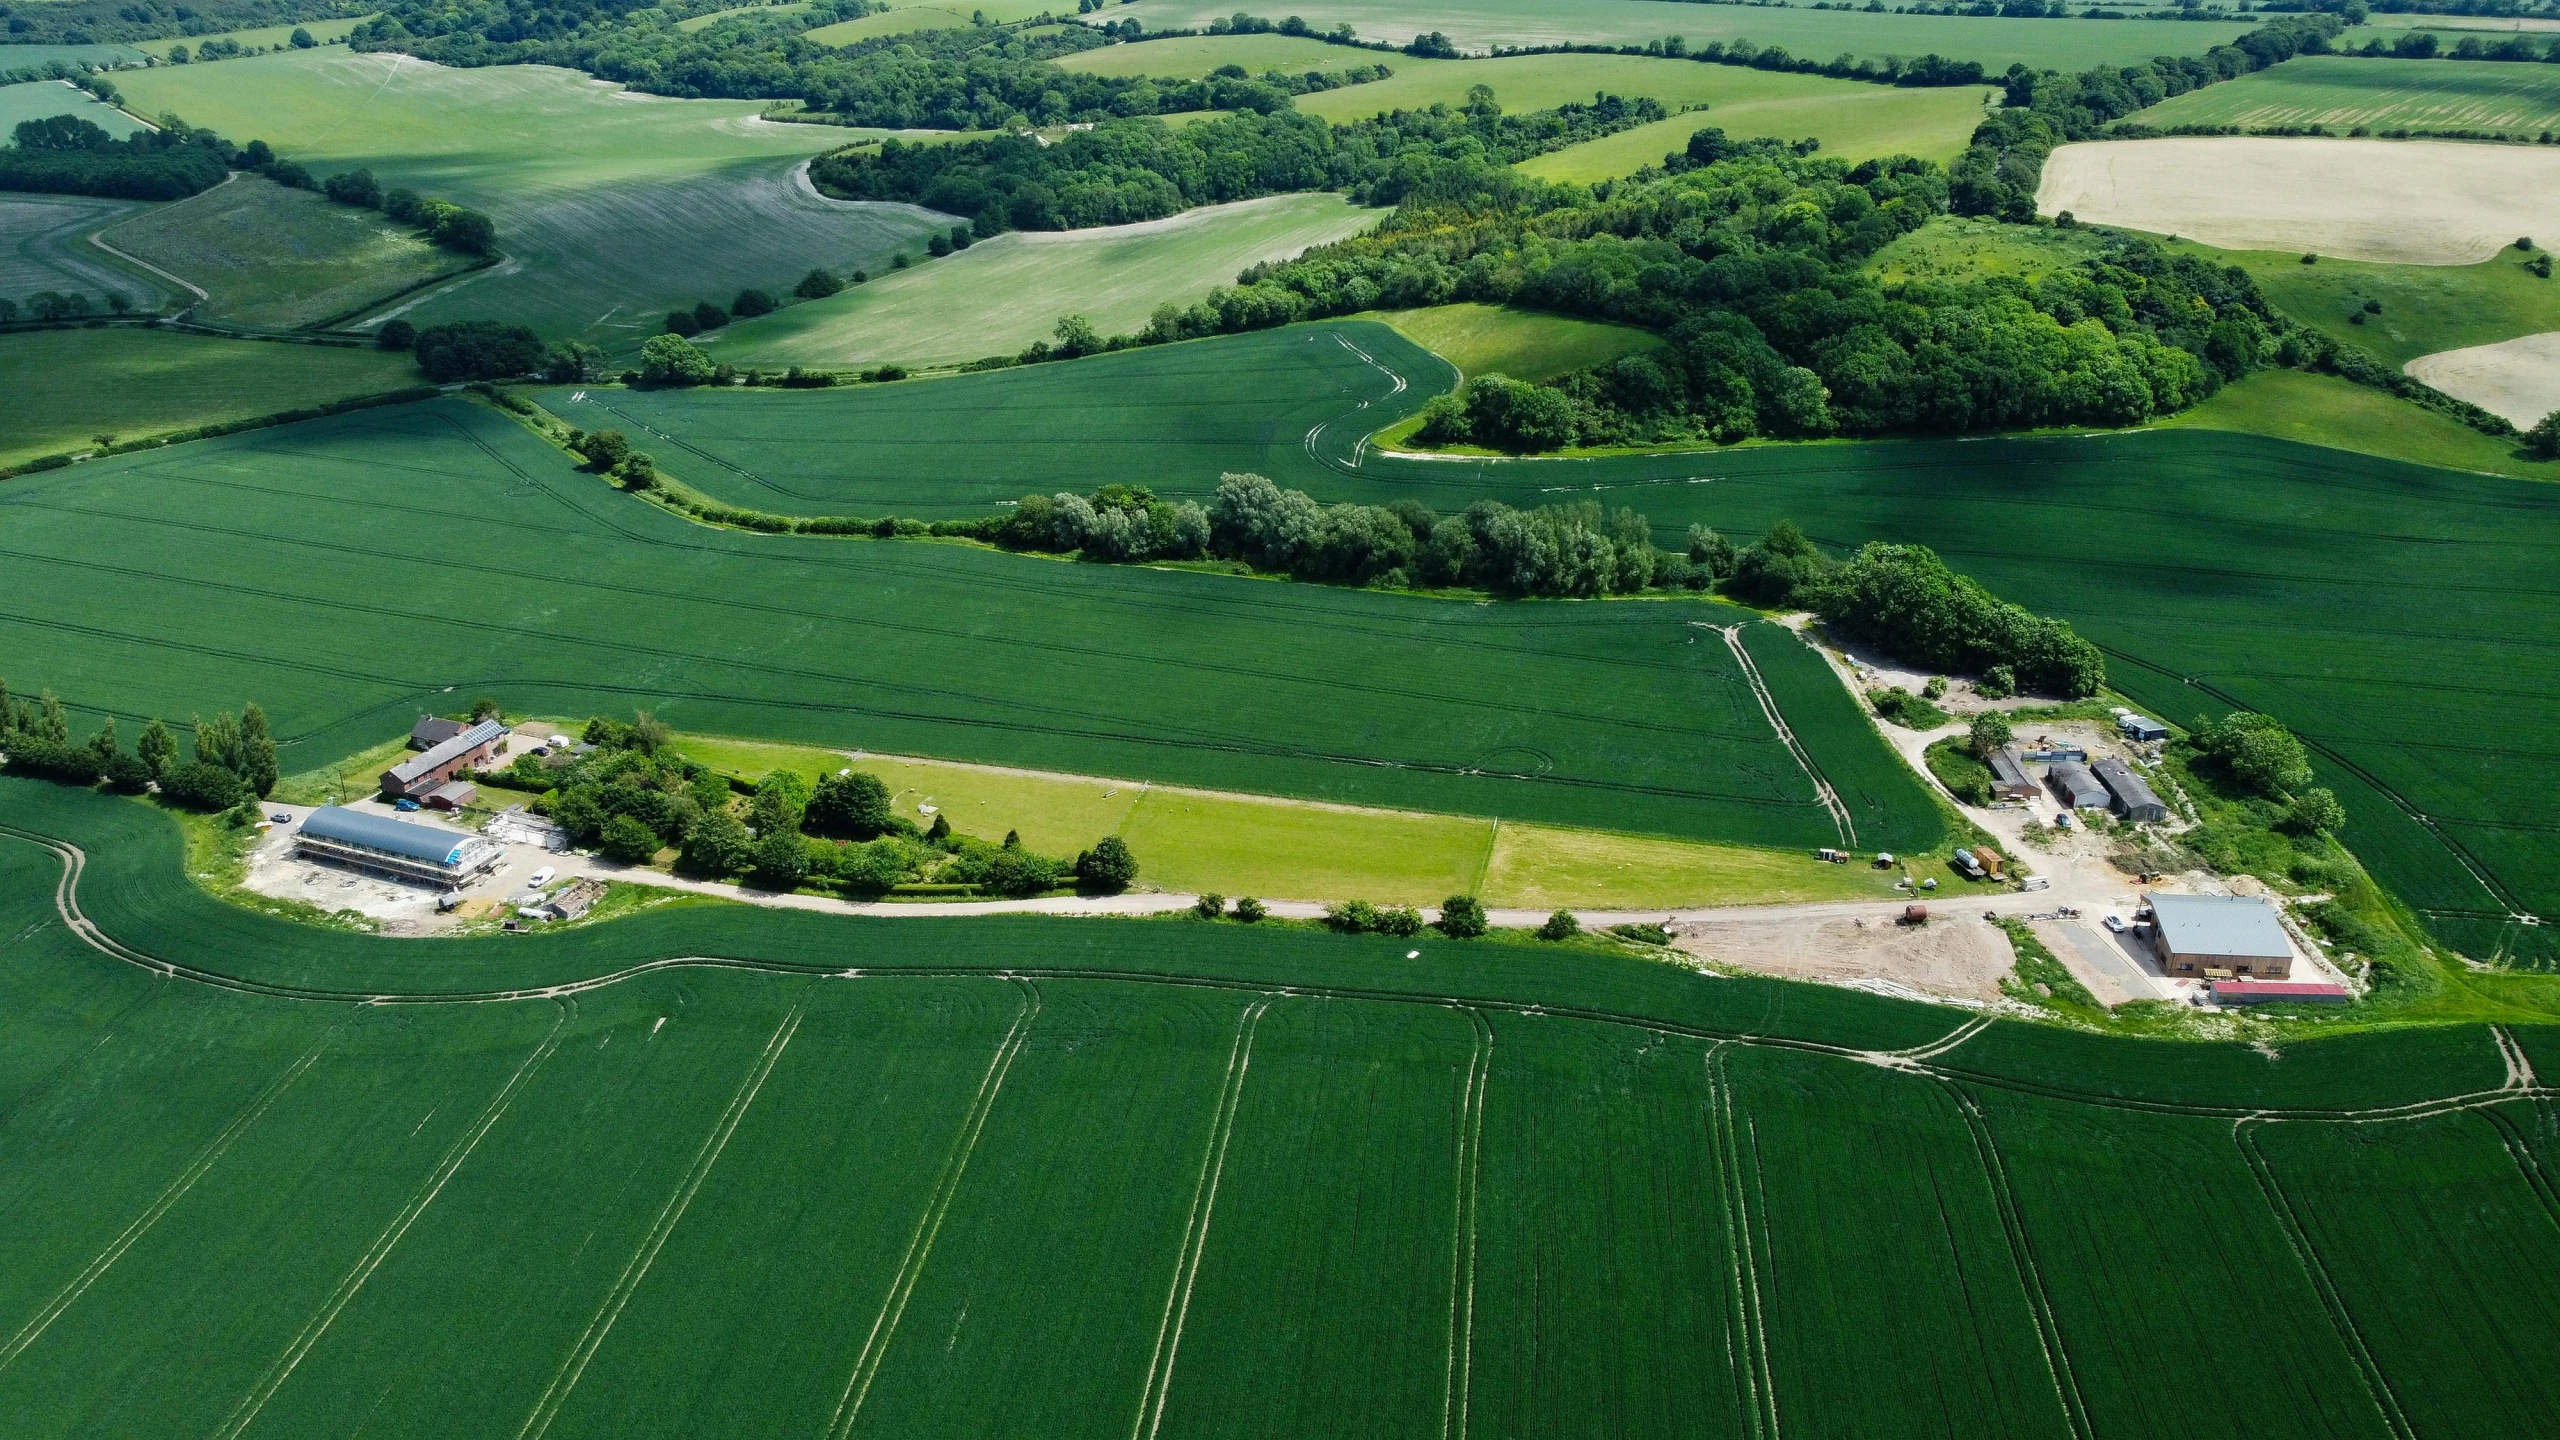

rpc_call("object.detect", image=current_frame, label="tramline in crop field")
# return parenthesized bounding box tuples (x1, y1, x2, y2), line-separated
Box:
(0, 780, 2555, 1436)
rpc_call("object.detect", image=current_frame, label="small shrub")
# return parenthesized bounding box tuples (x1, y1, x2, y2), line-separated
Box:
(794, 267, 843, 298)
(1376, 905, 1424, 937)
(1325, 899, 1381, 932)
(1610, 922, 1672, 946)
(1538, 909, 1581, 941)
(1233, 896, 1266, 922)
(1075, 834, 1137, 891)
(730, 287, 776, 318)
(1436, 894, 1487, 938)
(1194, 891, 1225, 919)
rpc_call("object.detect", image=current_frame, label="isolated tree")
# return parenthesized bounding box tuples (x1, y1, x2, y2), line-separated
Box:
(639, 333, 714, 386)
(289, 26, 316, 46)
(730, 287, 776, 318)
(1436, 893, 1487, 938)
(1075, 835, 1136, 891)
(578, 429, 632, 470)
(1538, 908, 1580, 940)
(136, 717, 176, 777)
(1968, 710, 2014, 759)
(470, 696, 503, 720)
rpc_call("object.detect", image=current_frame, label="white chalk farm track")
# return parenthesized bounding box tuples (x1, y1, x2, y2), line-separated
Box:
(2037, 137, 2560, 264)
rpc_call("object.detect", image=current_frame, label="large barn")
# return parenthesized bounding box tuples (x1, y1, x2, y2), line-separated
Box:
(2144, 893, 2296, 980)
(294, 806, 504, 886)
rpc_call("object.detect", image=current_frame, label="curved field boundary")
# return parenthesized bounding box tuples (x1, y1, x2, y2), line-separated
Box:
(0, 819, 2541, 1126)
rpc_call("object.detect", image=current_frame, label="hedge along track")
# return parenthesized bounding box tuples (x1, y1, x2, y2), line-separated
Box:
(0, 821, 2549, 1126)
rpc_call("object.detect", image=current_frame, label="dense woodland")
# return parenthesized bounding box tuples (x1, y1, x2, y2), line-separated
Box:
(809, 91, 1668, 230)
(1, 114, 236, 200)
(0, 0, 359, 45)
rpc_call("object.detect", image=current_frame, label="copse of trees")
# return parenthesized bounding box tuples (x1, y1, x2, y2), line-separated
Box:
(1811, 542, 2106, 698)
(1, 114, 233, 200)
(0, 680, 277, 810)
(413, 320, 544, 381)
(0, 0, 356, 46)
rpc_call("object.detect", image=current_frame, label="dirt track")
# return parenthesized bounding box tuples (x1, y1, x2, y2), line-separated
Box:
(2037, 137, 2560, 264)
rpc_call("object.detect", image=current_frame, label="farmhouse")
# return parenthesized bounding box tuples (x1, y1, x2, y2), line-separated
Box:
(2143, 893, 2297, 980)
(294, 805, 504, 886)
(1987, 746, 2039, 801)
(2047, 760, 2109, 810)
(407, 714, 471, 750)
(2092, 757, 2169, 823)
(382, 719, 506, 800)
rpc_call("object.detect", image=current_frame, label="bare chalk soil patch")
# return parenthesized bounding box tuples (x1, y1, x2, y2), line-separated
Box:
(2405, 331, 2560, 428)
(2038, 137, 2560, 264)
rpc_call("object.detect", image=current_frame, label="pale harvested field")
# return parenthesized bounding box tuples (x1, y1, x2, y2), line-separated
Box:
(1674, 912, 2019, 1003)
(2405, 331, 2560, 428)
(2037, 137, 2560, 264)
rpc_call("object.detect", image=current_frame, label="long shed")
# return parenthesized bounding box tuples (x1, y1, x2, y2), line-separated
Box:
(2047, 760, 2108, 810)
(2092, 757, 2169, 823)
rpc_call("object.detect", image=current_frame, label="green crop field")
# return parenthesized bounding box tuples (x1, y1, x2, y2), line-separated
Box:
(1107, 0, 2253, 70)
(0, 192, 172, 310)
(1516, 79, 1992, 179)
(590, 319, 2560, 962)
(716, 193, 1377, 367)
(677, 0, 810, 31)
(0, 77, 146, 137)
(1366, 301, 1660, 382)
(801, 0, 1055, 45)
(95, 173, 468, 329)
(2134, 55, 2560, 134)
(109, 49, 953, 348)
(0, 42, 145, 70)
(0, 778, 2550, 1436)
(0, 327, 417, 466)
(0, 386, 1945, 856)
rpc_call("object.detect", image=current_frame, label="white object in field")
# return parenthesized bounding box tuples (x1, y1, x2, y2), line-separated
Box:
(918, 803, 938, 816)
(839, 767, 853, 776)
(1406, 951, 1420, 959)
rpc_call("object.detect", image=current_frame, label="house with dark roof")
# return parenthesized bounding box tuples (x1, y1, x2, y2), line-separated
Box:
(1986, 745, 2038, 801)
(2047, 760, 2108, 810)
(381, 719, 506, 800)
(407, 715, 470, 751)
(2093, 757, 2169, 824)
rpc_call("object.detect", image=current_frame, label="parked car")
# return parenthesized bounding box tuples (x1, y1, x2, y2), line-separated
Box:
(2103, 914, 2127, 934)
(270, 811, 292, 824)
(527, 867, 556, 889)
(394, 798, 420, 812)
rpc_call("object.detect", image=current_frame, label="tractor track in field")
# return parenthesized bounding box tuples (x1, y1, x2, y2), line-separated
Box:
(1131, 997, 1268, 1440)
(2233, 1119, 2418, 1440)
(1, 823, 2547, 1126)
(1703, 1045, 1779, 1440)
(1941, 1079, 2093, 1440)
(1441, 1006, 1491, 1440)
(220, 1003, 573, 1440)
(518, 990, 807, 1440)
(826, 978, 1040, 1440)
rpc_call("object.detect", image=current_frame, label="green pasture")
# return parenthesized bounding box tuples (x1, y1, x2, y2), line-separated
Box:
(0, 192, 171, 309)
(0, 326, 416, 466)
(2174, 238, 2560, 370)
(0, 77, 146, 137)
(672, 728, 1902, 906)
(110, 49, 951, 347)
(585, 317, 2560, 960)
(96, 173, 466, 329)
(2134, 55, 2560, 134)
(0, 778, 2553, 1436)
(677, 0, 810, 30)
(2159, 367, 2558, 481)
(1106, 0, 2253, 70)
(715, 192, 1376, 367)
(1516, 78, 1991, 179)
(128, 15, 370, 60)
(0, 389, 1944, 855)
(1366, 301, 1659, 381)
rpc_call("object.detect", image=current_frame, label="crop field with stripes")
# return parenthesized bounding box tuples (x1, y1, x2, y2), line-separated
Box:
(1, 780, 2554, 1437)
(603, 321, 2560, 963)
(0, 387, 1942, 857)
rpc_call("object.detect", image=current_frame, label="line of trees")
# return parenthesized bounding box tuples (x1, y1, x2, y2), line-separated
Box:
(1, 114, 232, 200)
(986, 473, 1736, 598)
(0, 0, 355, 45)
(315, 166, 498, 255)
(0, 680, 281, 811)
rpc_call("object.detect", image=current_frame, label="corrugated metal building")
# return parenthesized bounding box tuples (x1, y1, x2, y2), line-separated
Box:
(2092, 757, 2169, 823)
(295, 806, 503, 885)
(2047, 760, 2108, 810)
(382, 719, 506, 799)
(2145, 893, 2296, 980)
(1986, 746, 2039, 801)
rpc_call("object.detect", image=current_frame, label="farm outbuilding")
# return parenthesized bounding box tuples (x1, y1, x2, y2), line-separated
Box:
(2047, 761, 2109, 810)
(2144, 893, 2296, 980)
(1986, 746, 2039, 801)
(2212, 979, 2350, 1006)
(2092, 757, 2169, 823)
(2117, 714, 2170, 743)
(382, 719, 507, 800)
(407, 715, 471, 750)
(294, 805, 504, 886)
